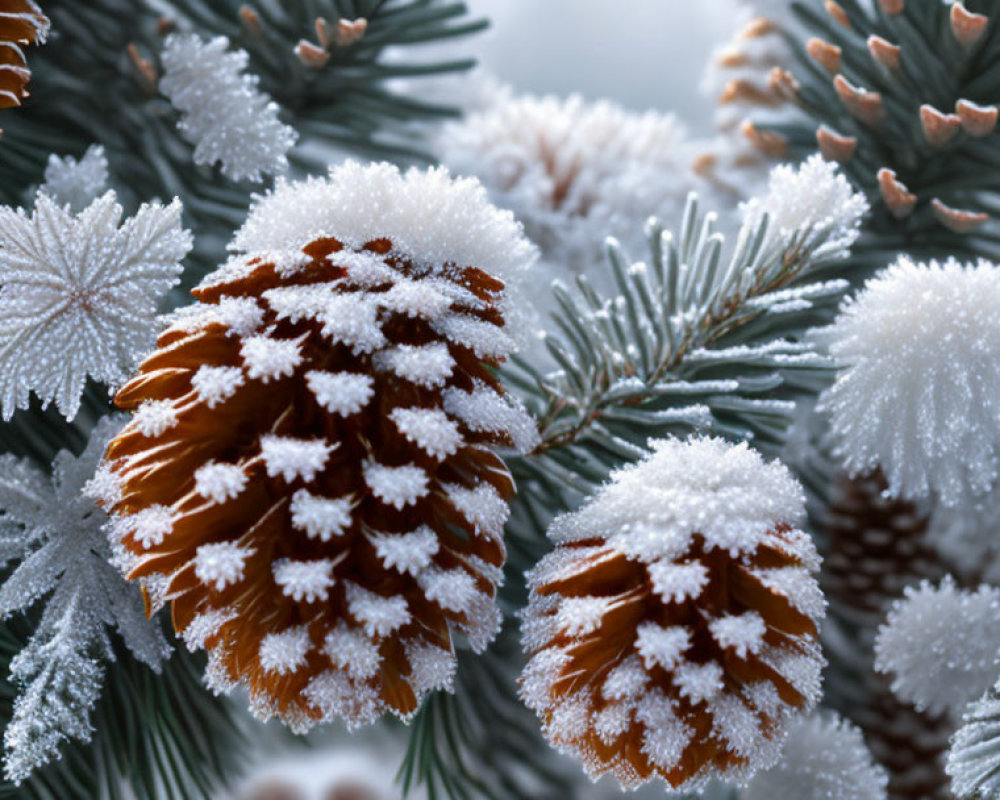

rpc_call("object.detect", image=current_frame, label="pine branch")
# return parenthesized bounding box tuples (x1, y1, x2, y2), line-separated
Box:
(507, 192, 849, 508)
(755, 0, 1000, 269)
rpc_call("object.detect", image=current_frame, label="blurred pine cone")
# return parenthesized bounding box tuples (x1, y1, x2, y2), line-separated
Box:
(820, 470, 952, 800)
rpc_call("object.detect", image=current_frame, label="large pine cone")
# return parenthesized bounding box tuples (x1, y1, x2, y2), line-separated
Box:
(0, 0, 48, 110)
(520, 438, 825, 791)
(96, 164, 539, 731)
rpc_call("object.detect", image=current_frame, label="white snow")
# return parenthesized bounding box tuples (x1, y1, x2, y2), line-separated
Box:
(273, 559, 335, 603)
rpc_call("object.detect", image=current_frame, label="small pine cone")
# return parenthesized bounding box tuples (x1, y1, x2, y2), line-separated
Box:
(519, 438, 825, 791)
(95, 162, 539, 732)
(0, 0, 48, 109)
(819, 470, 952, 800)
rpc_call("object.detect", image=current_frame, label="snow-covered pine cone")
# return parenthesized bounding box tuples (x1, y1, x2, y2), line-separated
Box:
(95, 162, 539, 732)
(519, 437, 825, 791)
(0, 0, 48, 110)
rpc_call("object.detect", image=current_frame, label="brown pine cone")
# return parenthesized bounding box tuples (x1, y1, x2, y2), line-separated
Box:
(520, 438, 825, 791)
(95, 163, 538, 731)
(820, 470, 952, 800)
(0, 0, 48, 110)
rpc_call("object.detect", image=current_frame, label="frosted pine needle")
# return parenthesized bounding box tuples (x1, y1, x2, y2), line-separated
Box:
(874, 577, 1000, 717)
(742, 713, 888, 800)
(948, 680, 1000, 800)
(160, 34, 298, 183)
(0, 190, 191, 421)
(819, 257, 1000, 506)
(0, 417, 171, 783)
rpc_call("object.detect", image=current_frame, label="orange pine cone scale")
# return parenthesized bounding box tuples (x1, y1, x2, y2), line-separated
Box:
(0, 0, 48, 110)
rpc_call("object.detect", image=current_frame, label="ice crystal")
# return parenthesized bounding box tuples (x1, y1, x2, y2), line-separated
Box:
(875, 577, 1000, 717)
(743, 712, 888, 800)
(434, 92, 702, 270)
(0, 190, 191, 420)
(160, 34, 298, 183)
(819, 257, 1000, 506)
(742, 154, 869, 258)
(232, 161, 536, 323)
(0, 418, 171, 782)
(40, 145, 109, 212)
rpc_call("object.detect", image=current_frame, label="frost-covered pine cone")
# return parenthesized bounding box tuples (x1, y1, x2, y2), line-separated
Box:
(0, 0, 48, 111)
(520, 437, 825, 791)
(94, 162, 539, 732)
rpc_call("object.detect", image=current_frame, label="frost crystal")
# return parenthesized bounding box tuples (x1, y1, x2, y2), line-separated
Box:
(874, 577, 1000, 716)
(819, 257, 1000, 506)
(520, 437, 824, 790)
(434, 92, 702, 270)
(743, 712, 888, 800)
(233, 161, 536, 296)
(742, 154, 869, 257)
(0, 418, 170, 782)
(160, 34, 298, 182)
(40, 145, 109, 212)
(0, 190, 191, 420)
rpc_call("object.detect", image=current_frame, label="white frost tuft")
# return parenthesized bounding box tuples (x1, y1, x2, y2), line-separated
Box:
(194, 542, 253, 591)
(160, 35, 297, 182)
(743, 712, 888, 800)
(363, 462, 429, 510)
(194, 462, 248, 504)
(232, 161, 536, 290)
(260, 436, 333, 483)
(40, 146, 110, 212)
(273, 559, 335, 603)
(306, 371, 374, 417)
(875, 577, 1000, 717)
(434, 92, 700, 270)
(289, 490, 353, 542)
(818, 257, 1000, 506)
(259, 627, 312, 675)
(742, 154, 868, 257)
(547, 437, 806, 561)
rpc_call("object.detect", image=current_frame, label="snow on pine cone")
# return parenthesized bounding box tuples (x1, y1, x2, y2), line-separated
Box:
(520, 437, 825, 790)
(94, 162, 539, 732)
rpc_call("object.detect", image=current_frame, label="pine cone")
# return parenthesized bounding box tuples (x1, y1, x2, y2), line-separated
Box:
(520, 438, 825, 790)
(0, 0, 48, 110)
(756, 1, 998, 241)
(95, 162, 538, 731)
(819, 470, 952, 800)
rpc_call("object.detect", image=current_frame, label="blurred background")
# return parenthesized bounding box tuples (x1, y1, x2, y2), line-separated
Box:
(235, 2, 741, 798)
